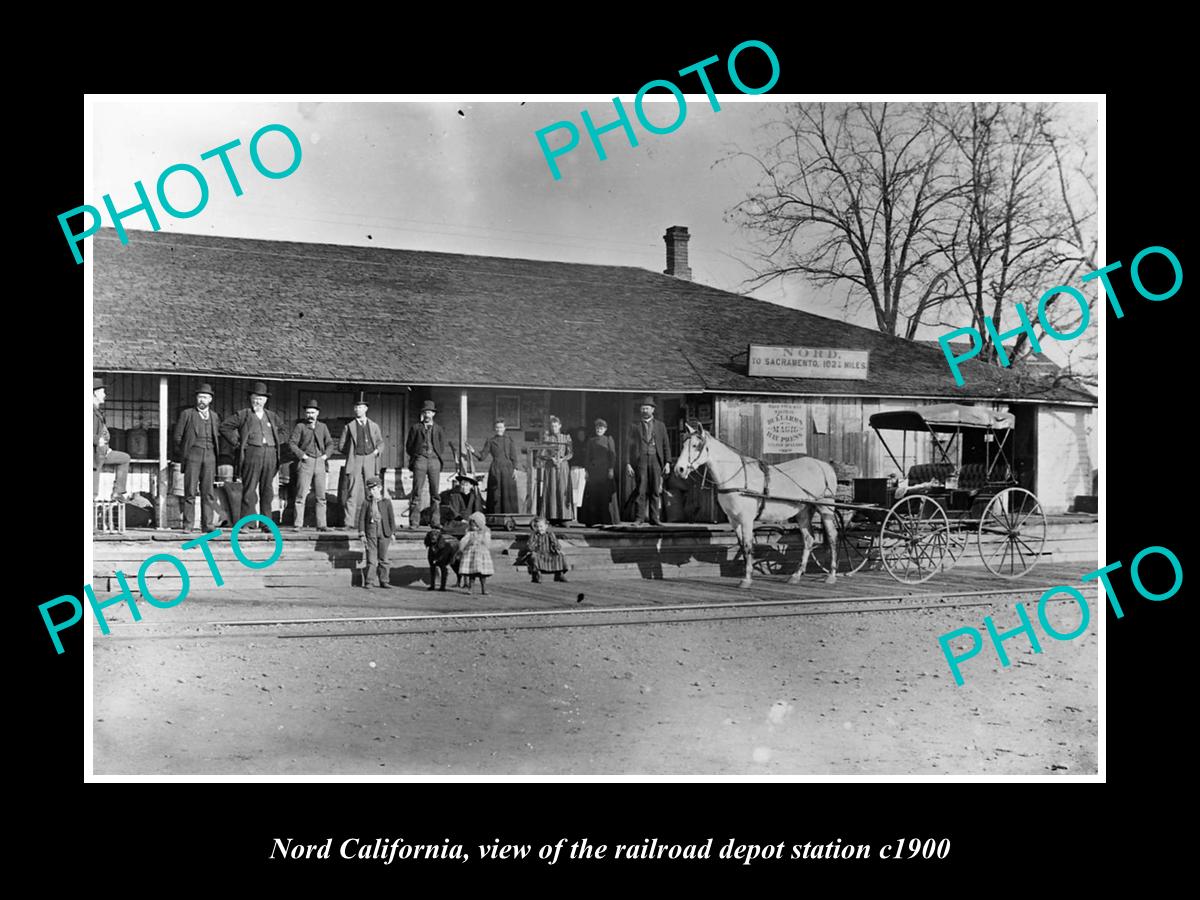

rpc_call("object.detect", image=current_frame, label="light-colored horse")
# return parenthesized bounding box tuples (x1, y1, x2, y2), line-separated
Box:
(675, 423, 839, 588)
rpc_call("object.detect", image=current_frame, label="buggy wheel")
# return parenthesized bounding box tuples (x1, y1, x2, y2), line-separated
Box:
(936, 524, 969, 571)
(751, 524, 789, 576)
(978, 487, 1046, 578)
(811, 508, 874, 575)
(880, 495, 949, 585)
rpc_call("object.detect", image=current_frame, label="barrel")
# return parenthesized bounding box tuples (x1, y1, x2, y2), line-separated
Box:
(107, 427, 127, 453)
(127, 427, 149, 460)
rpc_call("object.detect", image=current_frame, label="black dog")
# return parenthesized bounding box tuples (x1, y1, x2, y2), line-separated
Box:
(424, 527, 462, 591)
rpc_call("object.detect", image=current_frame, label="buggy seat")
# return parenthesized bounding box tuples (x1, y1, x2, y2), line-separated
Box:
(906, 462, 990, 490)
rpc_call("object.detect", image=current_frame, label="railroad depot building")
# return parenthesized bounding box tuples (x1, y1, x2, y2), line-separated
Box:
(92, 226, 1097, 523)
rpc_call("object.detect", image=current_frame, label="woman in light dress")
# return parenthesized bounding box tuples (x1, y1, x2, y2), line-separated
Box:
(538, 415, 573, 526)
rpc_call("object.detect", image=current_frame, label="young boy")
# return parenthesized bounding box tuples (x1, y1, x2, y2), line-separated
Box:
(355, 476, 395, 589)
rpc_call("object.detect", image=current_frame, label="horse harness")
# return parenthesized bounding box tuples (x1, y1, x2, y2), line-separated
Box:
(687, 431, 822, 519)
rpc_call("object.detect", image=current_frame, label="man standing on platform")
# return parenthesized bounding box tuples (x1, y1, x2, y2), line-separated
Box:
(338, 393, 385, 529)
(92, 377, 133, 502)
(172, 382, 221, 532)
(289, 398, 333, 532)
(404, 399, 448, 529)
(625, 396, 672, 526)
(220, 381, 285, 527)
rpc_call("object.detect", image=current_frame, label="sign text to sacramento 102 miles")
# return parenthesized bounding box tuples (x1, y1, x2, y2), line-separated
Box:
(747, 345, 870, 380)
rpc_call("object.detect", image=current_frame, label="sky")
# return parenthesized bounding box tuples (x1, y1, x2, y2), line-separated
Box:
(92, 98, 1098, 351)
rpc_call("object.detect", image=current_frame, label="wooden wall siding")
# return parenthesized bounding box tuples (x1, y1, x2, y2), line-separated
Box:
(427, 387, 588, 481)
(714, 396, 1011, 480)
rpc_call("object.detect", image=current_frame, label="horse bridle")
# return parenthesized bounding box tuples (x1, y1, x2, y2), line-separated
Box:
(681, 430, 754, 494)
(681, 430, 828, 518)
(680, 430, 707, 472)
(676, 431, 705, 489)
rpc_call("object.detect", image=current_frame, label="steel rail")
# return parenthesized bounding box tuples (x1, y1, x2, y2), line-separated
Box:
(274, 598, 1002, 640)
(92, 584, 1068, 645)
(197, 583, 1054, 628)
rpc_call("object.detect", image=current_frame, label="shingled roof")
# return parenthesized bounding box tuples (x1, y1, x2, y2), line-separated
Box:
(93, 230, 1094, 405)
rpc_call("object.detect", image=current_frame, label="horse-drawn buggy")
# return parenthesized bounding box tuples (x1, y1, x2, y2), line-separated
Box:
(674, 404, 1046, 587)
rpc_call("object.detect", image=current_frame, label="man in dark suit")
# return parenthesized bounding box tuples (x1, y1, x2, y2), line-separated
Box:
(172, 382, 221, 532)
(404, 399, 449, 529)
(338, 393, 385, 530)
(92, 377, 132, 502)
(625, 396, 672, 526)
(355, 476, 395, 589)
(289, 398, 333, 531)
(220, 381, 286, 525)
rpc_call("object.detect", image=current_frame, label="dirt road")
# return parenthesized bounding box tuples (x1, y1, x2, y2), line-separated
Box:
(92, 579, 1097, 776)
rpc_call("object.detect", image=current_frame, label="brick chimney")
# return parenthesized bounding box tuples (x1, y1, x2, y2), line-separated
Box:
(663, 225, 692, 280)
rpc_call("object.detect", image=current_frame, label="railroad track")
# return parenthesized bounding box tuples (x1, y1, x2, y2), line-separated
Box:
(94, 583, 1064, 641)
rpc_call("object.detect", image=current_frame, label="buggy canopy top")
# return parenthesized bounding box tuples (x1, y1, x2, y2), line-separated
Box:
(869, 404, 1015, 434)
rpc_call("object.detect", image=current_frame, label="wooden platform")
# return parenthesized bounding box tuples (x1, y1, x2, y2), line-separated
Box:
(91, 516, 1098, 598)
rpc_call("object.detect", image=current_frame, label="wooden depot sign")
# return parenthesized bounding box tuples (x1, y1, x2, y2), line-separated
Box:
(748, 345, 870, 379)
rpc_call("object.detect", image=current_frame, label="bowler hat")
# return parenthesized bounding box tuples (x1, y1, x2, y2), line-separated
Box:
(93, 376, 105, 391)
(365, 476, 381, 488)
(420, 400, 437, 412)
(248, 381, 270, 397)
(195, 383, 215, 396)
(303, 398, 320, 411)
(638, 396, 657, 408)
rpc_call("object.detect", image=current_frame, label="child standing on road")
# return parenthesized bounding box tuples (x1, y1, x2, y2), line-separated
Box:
(520, 515, 569, 583)
(356, 477, 394, 590)
(455, 512, 494, 595)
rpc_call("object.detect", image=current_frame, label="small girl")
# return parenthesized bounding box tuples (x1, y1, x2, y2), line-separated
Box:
(455, 511, 495, 594)
(521, 516, 569, 583)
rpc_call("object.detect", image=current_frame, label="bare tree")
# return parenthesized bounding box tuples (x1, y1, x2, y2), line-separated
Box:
(727, 102, 1097, 394)
(930, 102, 1097, 373)
(726, 103, 962, 338)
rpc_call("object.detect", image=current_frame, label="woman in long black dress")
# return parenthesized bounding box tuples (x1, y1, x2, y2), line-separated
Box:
(580, 418, 617, 525)
(466, 419, 520, 514)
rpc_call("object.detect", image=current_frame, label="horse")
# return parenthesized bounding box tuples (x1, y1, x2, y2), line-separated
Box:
(674, 422, 840, 588)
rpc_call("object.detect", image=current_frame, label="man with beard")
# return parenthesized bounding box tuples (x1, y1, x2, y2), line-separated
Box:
(220, 381, 285, 526)
(338, 393, 385, 529)
(172, 382, 221, 532)
(625, 396, 672, 526)
(288, 399, 333, 531)
(404, 399, 448, 529)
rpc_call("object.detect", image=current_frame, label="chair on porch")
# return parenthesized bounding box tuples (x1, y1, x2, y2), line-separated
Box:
(93, 472, 127, 533)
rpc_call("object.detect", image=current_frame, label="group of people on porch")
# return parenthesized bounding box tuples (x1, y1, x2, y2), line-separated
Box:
(93, 377, 677, 531)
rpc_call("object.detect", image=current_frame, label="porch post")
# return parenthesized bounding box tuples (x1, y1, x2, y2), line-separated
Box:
(157, 375, 168, 530)
(459, 390, 468, 474)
